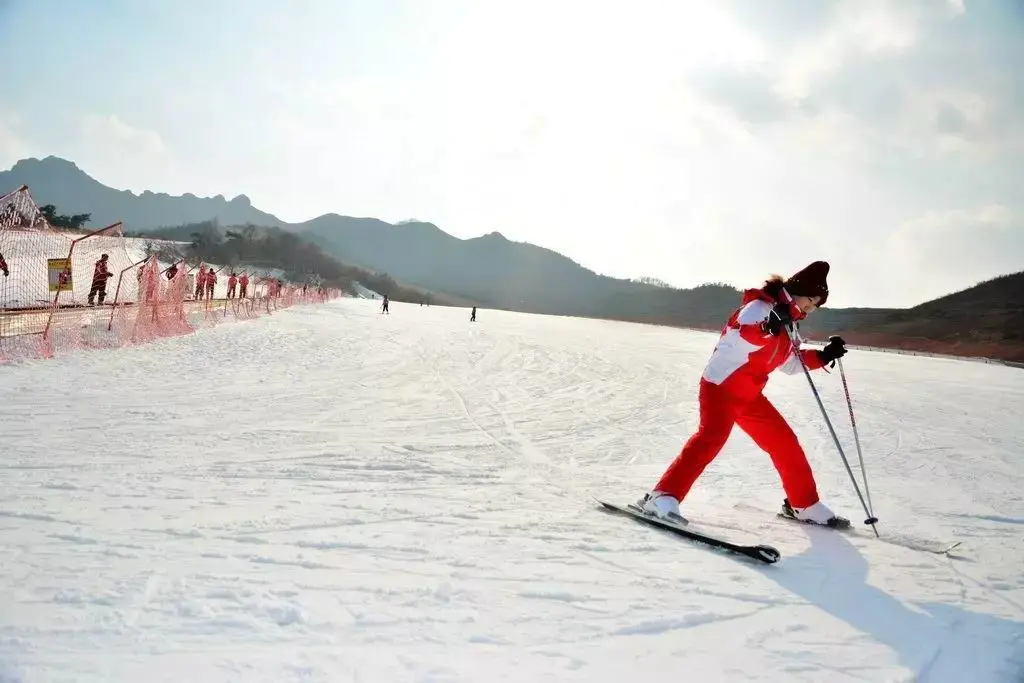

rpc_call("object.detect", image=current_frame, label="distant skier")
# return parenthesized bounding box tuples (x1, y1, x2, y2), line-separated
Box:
(205, 269, 217, 300)
(87, 254, 113, 305)
(470, 306, 476, 322)
(381, 294, 389, 314)
(194, 265, 207, 300)
(638, 261, 849, 527)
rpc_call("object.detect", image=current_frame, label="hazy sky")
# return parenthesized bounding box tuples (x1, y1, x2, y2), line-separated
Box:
(1, 0, 1022, 308)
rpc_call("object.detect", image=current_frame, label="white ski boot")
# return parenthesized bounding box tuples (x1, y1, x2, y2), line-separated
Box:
(781, 498, 850, 529)
(637, 491, 688, 525)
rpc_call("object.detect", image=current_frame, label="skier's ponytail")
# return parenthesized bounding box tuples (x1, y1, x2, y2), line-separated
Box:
(763, 274, 785, 299)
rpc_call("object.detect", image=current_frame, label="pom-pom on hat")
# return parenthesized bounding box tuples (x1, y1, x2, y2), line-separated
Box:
(785, 261, 830, 306)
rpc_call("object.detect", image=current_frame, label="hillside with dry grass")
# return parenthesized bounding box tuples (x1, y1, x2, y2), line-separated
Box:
(802, 272, 1024, 363)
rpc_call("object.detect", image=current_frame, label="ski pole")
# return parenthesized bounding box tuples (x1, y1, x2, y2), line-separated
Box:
(782, 322, 879, 536)
(836, 353, 875, 520)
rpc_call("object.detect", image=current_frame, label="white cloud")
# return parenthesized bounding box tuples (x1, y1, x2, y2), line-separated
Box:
(0, 111, 39, 172)
(71, 114, 176, 194)
(883, 205, 1023, 300)
(772, 1, 922, 103)
(691, 1, 1024, 166)
(80, 114, 168, 159)
(257, 3, 773, 232)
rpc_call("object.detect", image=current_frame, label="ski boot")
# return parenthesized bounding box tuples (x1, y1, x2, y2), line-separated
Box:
(637, 491, 689, 525)
(780, 498, 851, 529)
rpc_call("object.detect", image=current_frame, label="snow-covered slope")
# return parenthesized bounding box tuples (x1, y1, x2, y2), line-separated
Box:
(0, 299, 1021, 682)
(350, 281, 381, 299)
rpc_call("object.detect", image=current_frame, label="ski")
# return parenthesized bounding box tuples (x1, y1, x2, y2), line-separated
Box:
(763, 507, 962, 555)
(595, 498, 781, 564)
(776, 513, 962, 555)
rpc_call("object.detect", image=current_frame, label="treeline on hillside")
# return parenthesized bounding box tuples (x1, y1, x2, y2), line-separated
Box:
(581, 281, 742, 330)
(40, 204, 91, 231)
(804, 270, 1024, 363)
(130, 221, 444, 303)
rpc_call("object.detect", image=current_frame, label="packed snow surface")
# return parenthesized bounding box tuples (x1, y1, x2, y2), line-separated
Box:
(0, 298, 1021, 682)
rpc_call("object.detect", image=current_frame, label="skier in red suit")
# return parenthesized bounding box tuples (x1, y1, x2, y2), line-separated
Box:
(639, 261, 849, 527)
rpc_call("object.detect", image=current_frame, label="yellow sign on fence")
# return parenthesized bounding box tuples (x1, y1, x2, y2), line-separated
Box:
(47, 258, 72, 292)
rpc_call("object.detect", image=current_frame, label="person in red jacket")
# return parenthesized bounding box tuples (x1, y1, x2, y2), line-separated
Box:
(205, 269, 217, 300)
(87, 254, 113, 305)
(639, 261, 849, 527)
(194, 266, 207, 300)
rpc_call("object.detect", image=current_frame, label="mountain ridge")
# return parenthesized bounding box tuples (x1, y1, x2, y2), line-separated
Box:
(2, 156, 287, 229)
(2, 155, 1021, 363)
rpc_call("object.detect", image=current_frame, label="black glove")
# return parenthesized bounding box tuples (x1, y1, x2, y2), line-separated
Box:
(761, 302, 794, 336)
(818, 335, 847, 366)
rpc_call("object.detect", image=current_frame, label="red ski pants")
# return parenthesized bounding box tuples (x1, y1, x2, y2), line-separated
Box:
(655, 379, 820, 508)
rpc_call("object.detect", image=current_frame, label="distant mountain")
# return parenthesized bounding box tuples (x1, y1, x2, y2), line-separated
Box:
(0, 156, 745, 326)
(0, 156, 285, 230)
(295, 214, 1024, 364)
(2, 156, 1020, 364)
(298, 215, 741, 324)
(136, 220, 471, 308)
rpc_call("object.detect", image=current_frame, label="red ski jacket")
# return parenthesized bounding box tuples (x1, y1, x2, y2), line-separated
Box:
(701, 287, 825, 400)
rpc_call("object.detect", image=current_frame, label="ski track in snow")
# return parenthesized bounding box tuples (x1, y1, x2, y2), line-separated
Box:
(0, 298, 1022, 682)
